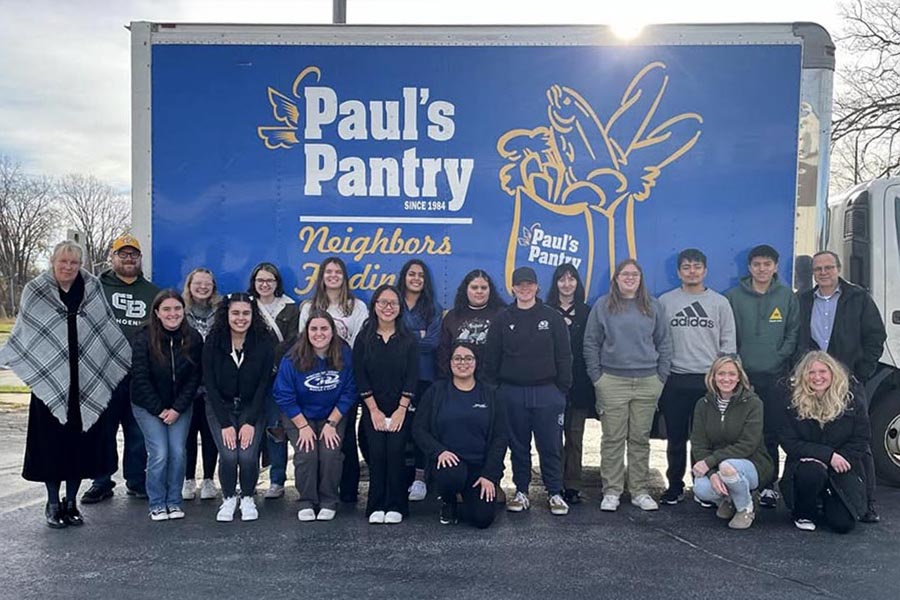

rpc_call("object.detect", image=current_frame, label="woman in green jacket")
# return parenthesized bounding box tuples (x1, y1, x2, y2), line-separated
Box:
(690, 356, 774, 529)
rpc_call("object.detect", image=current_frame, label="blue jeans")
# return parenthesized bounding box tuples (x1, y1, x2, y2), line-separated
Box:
(693, 458, 759, 512)
(266, 395, 287, 486)
(132, 404, 193, 510)
(93, 376, 146, 492)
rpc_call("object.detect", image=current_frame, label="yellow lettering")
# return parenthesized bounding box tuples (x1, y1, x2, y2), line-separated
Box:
(294, 262, 321, 296)
(298, 225, 329, 253)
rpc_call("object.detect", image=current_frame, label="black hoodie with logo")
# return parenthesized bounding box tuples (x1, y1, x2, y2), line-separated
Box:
(99, 269, 161, 342)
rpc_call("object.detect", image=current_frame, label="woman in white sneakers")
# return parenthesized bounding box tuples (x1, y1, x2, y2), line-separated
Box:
(203, 293, 275, 522)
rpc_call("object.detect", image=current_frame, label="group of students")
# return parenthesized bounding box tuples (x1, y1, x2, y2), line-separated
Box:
(0, 235, 884, 533)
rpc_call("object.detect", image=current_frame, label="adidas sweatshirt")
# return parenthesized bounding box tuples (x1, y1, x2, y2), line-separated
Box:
(659, 287, 736, 375)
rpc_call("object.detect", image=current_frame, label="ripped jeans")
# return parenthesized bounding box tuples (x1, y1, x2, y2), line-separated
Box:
(693, 458, 759, 512)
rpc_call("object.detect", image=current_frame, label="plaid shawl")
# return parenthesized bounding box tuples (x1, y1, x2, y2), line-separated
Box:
(0, 269, 132, 431)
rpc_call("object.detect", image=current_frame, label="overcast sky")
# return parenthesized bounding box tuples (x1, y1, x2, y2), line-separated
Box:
(0, 0, 843, 189)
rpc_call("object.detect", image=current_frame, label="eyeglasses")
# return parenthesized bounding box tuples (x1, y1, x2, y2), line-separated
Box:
(375, 300, 400, 309)
(451, 355, 476, 364)
(812, 265, 837, 273)
(254, 278, 277, 285)
(115, 250, 141, 259)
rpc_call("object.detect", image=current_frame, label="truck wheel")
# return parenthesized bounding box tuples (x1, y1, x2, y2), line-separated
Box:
(870, 392, 900, 487)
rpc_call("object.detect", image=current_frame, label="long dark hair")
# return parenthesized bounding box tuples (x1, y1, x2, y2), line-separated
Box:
(452, 269, 505, 312)
(398, 259, 437, 324)
(607, 259, 652, 316)
(247, 262, 285, 298)
(208, 292, 267, 344)
(305, 256, 357, 317)
(359, 284, 411, 356)
(148, 289, 194, 366)
(546, 263, 585, 307)
(291, 309, 345, 372)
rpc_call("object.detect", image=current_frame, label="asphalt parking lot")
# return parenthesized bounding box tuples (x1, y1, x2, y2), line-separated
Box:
(0, 407, 896, 600)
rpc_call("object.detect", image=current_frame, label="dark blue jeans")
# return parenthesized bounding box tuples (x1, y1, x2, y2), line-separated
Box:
(265, 395, 287, 486)
(92, 375, 146, 492)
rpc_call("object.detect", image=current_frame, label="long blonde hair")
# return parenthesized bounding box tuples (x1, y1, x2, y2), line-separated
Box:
(791, 351, 851, 426)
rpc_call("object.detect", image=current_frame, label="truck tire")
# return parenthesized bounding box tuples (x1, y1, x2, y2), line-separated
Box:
(870, 392, 900, 487)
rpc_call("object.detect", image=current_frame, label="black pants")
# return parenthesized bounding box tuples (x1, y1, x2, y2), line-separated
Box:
(339, 404, 361, 502)
(501, 383, 565, 495)
(206, 406, 264, 498)
(433, 461, 496, 529)
(185, 391, 217, 480)
(92, 375, 146, 491)
(362, 410, 410, 516)
(405, 380, 433, 485)
(792, 461, 856, 534)
(658, 373, 707, 493)
(748, 372, 789, 488)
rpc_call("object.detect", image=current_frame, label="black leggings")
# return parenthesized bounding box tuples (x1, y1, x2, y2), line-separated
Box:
(46, 480, 80, 504)
(185, 392, 218, 480)
(433, 461, 496, 529)
(206, 406, 264, 498)
(792, 461, 856, 534)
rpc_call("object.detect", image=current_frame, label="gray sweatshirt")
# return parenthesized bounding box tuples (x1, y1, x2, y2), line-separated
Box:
(583, 295, 672, 383)
(659, 287, 737, 375)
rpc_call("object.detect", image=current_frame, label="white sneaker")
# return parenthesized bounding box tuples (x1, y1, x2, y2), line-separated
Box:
(240, 496, 259, 521)
(297, 508, 316, 522)
(600, 494, 621, 512)
(182, 479, 197, 501)
(548, 494, 570, 516)
(199, 479, 217, 500)
(216, 497, 238, 522)
(384, 511, 403, 524)
(316, 508, 336, 521)
(631, 494, 659, 511)
(368, 510, 386, 524)
(794, 518, 816, 531)
(506, 491, 531, 512)
(408, 480, 427, 501)
(264, 483, 285, 499)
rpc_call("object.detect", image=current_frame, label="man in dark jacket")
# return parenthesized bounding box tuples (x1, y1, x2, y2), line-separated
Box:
(82, 234, 161, 503)
(794, 250, 886, 522)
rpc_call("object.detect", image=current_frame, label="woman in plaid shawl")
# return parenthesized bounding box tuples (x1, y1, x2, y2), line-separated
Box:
(0, 240, 131, 529)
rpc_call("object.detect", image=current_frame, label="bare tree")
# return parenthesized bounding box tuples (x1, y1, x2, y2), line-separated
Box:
(831, 0, 900, 189)
(57, 173, 131, 273)
(0, 157, 58, 315)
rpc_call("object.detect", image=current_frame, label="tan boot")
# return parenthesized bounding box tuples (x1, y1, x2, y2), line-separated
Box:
(728, 509, 755, 530)
(716, 499, 736, 520)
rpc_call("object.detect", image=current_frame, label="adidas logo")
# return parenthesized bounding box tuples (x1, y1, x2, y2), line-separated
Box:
(671, 301, 715, 328)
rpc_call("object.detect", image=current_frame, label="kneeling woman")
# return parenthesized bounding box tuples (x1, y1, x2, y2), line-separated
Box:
(131, 290, 203, 521)
(781, 351, 869, 533)
(203, 293, 275, 522)
(413, 342, 508, 528)
(272, 310, 356, 522)
(690, 356, 773, 530)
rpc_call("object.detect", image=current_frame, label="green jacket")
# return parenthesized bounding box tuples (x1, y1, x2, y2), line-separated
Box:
(690, 387, 775, 488)
(725, 274, 799, 375)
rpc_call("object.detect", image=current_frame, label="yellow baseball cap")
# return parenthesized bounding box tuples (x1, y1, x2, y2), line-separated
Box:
(111, 234, 141, 253)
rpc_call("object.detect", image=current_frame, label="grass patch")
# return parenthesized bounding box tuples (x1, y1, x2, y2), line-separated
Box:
(0, 323, 12, 334)
(0, 385, 29, 393)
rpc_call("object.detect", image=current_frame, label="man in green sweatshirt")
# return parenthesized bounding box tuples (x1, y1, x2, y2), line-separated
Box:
(82, 234, 160, 504)
(725, 244, 799, 508)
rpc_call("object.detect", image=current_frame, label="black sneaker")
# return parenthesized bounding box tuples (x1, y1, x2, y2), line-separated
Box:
(126, 486, 148, 499)
(860, 505, 880, 524)
(562, 488, 582, 505)
(81, 485, 114, 504)
(440, 501, 458, 525)
(759, 488, 779, 509)
(660, 488, 685, 505)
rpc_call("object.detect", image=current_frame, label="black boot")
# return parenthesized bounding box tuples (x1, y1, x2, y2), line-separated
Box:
(45, 503, 67, 529)
(440, 501, 458, 525)
(63, 500, 85, 526)
(860, 503, 880, 524)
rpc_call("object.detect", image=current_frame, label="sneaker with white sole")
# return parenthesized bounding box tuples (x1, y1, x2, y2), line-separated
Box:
(794, 518, 816, 531)
(240, 496, 259, 521)
(600, 494, 621, 512)
(384, 511, 403, 524)
(408, 480, 427, 501)
(167, 506, 185, 520)
(506, 491, 530, 512)
(548, 494, 570, 516)
(217, 497, 238, 522)
(182, 479, 197, 501)
(316, 508, 336, 521)
(264, 484, 285, 499)
(199, 479, 218, 500)
(694, 494, 715, 509)
(759, 488, 779, 508)
(150, 507, 169, 521)
(631, 494, 659, 511)
(368, 510, 386, 524)
(297, 508, 316, 522)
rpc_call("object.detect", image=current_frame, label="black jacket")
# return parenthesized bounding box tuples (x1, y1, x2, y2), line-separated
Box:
(130, 327, 203, 416)
(203, 330, 275, 427)
(779, 389, 870, 519)
(551, 302, 594, 411)
(412, 379, 508, 483)
(795, 278, 886, 381)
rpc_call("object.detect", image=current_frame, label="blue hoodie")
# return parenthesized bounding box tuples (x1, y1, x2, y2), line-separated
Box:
(272, 346, 357, 420)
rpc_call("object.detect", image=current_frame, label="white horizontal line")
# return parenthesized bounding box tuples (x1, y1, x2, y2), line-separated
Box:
(299, 216, 473, 224)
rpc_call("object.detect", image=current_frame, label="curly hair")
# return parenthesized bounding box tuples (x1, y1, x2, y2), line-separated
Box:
(790, 351, 852, 426)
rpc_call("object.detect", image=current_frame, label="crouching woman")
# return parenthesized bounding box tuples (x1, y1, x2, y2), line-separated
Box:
(272, 310, 356, 522)
(413, 341, 508, 528)
(780, 351, 869, 533)
(690, 356, 774, 529)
